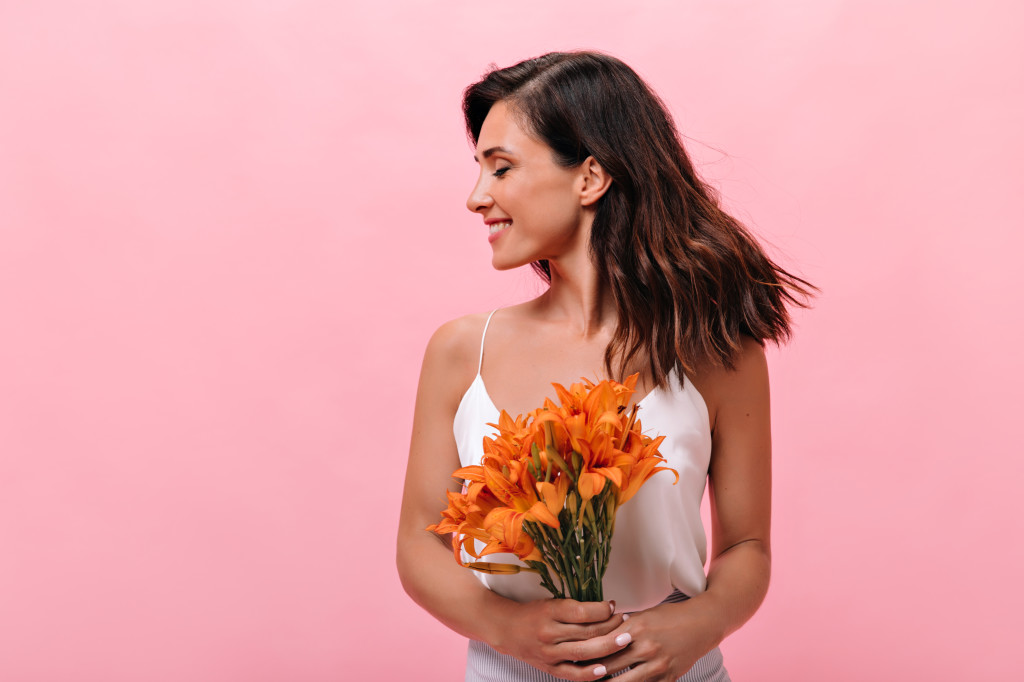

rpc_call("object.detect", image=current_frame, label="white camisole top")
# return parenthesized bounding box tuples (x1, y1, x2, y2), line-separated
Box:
(453, 309, 714, 612)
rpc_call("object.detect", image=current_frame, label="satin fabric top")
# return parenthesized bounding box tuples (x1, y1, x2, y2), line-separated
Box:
(452, 309, 713, 612)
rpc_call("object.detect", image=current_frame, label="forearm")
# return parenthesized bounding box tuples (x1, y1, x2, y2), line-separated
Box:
(396, 528, 517, 646)
(677, 540, 771, 647)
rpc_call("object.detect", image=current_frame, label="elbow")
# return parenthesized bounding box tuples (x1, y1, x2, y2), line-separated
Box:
(395, 526, 448, 599)
(395, 532, 418, 595)
(715, 536, 770, 560)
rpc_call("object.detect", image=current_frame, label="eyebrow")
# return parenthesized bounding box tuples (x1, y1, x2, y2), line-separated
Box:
(473, 146, 512, 162)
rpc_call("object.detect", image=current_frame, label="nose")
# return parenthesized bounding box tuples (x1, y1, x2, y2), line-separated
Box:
(466, 173, 492, 214)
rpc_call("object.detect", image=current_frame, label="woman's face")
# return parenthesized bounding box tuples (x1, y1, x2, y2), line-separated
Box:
(466, 101, 588, 271)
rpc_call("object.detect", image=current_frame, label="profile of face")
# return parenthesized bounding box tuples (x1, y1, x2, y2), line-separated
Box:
(466, 101, 608, 271)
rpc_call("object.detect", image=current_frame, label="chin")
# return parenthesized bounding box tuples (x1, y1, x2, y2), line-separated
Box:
(491, 255, 533, 271)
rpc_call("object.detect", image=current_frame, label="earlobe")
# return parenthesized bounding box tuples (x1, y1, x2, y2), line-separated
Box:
(579, 156, 612, 207)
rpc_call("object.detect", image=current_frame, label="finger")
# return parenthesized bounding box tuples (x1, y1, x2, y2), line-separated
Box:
(548, 660, 617, 682)
(578, 623, 642, 675)
(590, 648, 638, 678)
(554, 628, 634, 668)
(552, 599, 617, 624)
(599, 652, 677, 682)
(597, 661, 656, 682)
(553, 613, 626, 644)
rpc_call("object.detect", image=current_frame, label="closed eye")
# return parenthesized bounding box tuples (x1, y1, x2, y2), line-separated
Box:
(493, 166, 511, 178)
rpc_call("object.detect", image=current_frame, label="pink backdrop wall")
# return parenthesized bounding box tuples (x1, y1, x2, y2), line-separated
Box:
(2, 1, 1021, 680)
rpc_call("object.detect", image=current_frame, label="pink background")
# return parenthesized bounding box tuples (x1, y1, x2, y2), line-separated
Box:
(2, 1, 1021, 680)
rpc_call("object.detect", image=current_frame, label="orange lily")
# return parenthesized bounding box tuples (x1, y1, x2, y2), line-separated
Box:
(428, 372, 676, 600)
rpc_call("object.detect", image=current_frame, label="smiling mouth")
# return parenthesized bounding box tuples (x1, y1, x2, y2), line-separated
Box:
(489, 222, 511, 235)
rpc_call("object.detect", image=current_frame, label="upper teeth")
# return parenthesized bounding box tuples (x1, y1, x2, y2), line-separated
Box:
(489, 222, 511, 234)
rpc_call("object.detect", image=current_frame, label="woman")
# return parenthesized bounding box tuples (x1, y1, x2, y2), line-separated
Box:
(397, 51, 814, 681)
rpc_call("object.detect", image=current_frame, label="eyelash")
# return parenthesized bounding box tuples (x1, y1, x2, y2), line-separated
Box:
(493, 166, 511, 178)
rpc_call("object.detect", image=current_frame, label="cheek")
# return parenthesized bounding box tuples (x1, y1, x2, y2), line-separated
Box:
(535, 190, 581, 230)
(522, 178, 580, 224)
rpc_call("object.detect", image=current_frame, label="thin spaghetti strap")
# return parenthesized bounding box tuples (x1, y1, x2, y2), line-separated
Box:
(478, 309, 499, 375)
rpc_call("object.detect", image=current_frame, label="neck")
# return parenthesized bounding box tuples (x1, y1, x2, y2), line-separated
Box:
(540, 250, 616, 339)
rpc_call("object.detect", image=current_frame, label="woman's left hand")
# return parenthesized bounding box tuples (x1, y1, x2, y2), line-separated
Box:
(590, 599, 721, 681)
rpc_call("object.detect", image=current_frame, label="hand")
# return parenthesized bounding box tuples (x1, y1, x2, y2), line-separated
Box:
(590, 600, 721, 681)
(488, 598, 634, 681)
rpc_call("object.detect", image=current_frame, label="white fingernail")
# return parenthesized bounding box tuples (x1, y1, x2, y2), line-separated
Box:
(615, 632, 632, 646)
(593, 665, 607, 677)
(622, 613, 630, 621)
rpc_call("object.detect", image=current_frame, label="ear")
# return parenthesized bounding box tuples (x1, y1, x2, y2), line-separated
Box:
(578, 156, 612, 207)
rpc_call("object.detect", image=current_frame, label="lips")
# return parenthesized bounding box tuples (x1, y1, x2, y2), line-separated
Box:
(487, 221, 511, 244)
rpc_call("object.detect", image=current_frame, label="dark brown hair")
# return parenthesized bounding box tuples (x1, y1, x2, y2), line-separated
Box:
(464, 51, 817, 385)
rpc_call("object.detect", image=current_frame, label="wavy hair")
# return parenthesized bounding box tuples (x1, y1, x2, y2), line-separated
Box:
(463, 51, 817, 384)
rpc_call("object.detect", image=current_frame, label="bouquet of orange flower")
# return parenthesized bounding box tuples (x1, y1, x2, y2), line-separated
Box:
(427, 374, 678, 601)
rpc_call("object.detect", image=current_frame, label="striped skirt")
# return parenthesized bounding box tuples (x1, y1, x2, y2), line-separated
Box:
(465, 590, 731, 682)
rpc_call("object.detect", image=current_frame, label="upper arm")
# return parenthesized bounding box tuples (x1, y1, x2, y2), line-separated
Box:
(704, 336, 772, 560)
(397, 316, 481, 549)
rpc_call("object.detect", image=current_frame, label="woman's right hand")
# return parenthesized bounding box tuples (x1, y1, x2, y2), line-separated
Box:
(487, 598, 633, 680)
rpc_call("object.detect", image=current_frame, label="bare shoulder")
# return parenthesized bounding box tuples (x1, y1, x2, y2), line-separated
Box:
(685, 336, 769, 434)
(425, 312, 486, 360)
(420, 311, 494, 411)
(719, 335, 769, 385)
(424, 311, 493, 368)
